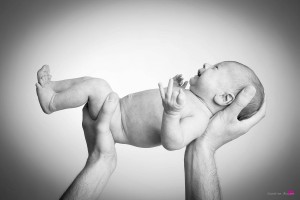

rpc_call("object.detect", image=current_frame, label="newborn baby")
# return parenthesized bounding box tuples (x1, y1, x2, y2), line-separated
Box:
(36, 61, 264, 150)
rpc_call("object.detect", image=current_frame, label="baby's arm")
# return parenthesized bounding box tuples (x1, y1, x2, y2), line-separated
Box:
(159, 78, 185, 150)
(159, 78, 205, 151)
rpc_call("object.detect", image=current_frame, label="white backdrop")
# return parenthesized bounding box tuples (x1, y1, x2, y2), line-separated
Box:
(0, 1, 299, 200)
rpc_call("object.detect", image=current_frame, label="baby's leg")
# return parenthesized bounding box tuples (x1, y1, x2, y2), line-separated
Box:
(37, 65, 92, 93)
(36, 65, 113, 119)
(51, 78, 112, 119)
(50, 77, 92, 93)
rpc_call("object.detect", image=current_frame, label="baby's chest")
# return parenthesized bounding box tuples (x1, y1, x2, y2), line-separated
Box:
(181, 99, 200, 119)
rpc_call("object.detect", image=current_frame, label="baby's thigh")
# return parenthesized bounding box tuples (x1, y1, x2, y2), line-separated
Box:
(86, 78, 113, 119)
(84, 78, 128, 143)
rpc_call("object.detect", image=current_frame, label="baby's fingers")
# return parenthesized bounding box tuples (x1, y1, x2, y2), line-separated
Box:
(182, 81, 188, 89)
(174, 74, 182, 78)
(158, 82, 165, 100)
(177, 74, 183, 81)
(171, 90, 179, 103)
(173, 74, 179, 79)
(166, 79, 173, 101)
(176, 89, 186, 106)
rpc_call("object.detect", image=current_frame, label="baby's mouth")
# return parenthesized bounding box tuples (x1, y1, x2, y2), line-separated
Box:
(197, 69, 201, 77)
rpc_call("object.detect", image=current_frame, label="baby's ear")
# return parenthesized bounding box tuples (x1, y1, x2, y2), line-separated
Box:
(213, 92, 235, 106)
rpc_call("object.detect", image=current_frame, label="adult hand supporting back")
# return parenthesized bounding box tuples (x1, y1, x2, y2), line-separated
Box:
(185, 86, 266, 200)
(60, 92, 119, 200)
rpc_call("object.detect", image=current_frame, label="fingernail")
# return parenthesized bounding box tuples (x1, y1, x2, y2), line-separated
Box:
(244, 86, 256, 96)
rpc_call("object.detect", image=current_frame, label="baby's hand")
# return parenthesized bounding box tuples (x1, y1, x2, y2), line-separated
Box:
(158, 78, 186, 116)
(173, 74, 188, 89)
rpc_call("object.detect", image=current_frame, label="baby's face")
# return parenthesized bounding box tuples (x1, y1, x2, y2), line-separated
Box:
(189, 62, 238, 99)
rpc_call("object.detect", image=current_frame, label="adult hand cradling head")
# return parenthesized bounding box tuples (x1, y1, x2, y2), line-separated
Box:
(195, 85, 266, 153)
(184, 85, 266, 200)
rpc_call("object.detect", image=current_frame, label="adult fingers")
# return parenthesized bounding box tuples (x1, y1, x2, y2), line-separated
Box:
(96, 92, 118, 131)
(82, 104, 92, 127)
(225, 85, 256, 118)
(241, 94, 267, 129)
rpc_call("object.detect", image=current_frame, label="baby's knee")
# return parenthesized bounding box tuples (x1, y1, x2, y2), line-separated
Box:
(84, 78, 112, 99)
(82, 76, 93, 81)
(86, 78, 110, 90)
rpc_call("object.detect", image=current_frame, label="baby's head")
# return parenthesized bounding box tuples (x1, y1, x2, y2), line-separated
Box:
(189, 61, 264, 120)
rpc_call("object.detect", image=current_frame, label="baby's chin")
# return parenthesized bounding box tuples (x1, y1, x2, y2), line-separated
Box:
(189, 76, 198, 85)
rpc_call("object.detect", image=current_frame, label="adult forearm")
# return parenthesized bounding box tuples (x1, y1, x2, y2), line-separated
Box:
(60, 156, 114, 200)
(185, 143, 221, 200)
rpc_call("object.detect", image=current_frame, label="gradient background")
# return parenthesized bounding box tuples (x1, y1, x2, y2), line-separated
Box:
(0, 0, 299, 199)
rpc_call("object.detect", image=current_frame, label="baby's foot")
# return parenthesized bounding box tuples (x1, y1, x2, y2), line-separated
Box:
(37, 65, 52, 86)
(36, 65, 55, 114)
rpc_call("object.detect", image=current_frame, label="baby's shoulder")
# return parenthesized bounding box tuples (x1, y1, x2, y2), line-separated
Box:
(184, 93, 210, 121)
(189, 108, 209, 122)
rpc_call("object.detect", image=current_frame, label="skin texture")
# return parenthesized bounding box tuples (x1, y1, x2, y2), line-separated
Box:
(60, 93, 118, 200)
(37, 64, 266, 199)
(37, 62, 260, 150)
(184, 85, 266, 200)
(190, 62, 247, 114)
(158, 78, 211, 150)
(59, 85, 266, 200)
(36, 65, 213, 148)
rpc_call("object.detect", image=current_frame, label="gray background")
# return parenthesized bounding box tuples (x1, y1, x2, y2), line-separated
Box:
(0, 0, 299, 199)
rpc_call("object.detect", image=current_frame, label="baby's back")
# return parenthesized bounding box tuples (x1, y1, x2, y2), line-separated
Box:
(120, 89, 164, 147)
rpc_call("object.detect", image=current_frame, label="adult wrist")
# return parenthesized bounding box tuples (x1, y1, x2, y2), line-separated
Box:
(87, 153, 116, 173)
(194, 136, 217, 157)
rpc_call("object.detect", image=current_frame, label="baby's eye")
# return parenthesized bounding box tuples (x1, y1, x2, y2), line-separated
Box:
(215, 65, 219, 70)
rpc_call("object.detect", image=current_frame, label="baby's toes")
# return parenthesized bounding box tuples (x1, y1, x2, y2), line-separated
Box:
(43, 65, 50, 72)
(41, 75, 49, 86)
(47, 75, 52, 81)
(40, 76, 45, 86)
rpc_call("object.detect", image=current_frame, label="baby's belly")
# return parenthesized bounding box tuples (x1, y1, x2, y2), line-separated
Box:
(120, 89, 164, 148)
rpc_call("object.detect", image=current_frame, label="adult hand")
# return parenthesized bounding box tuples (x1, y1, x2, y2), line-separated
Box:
(198, 85, 266, 153)
(60, 92, 119, 200)
(82, 92, 118, 169)
(184, 85, 266, 200)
